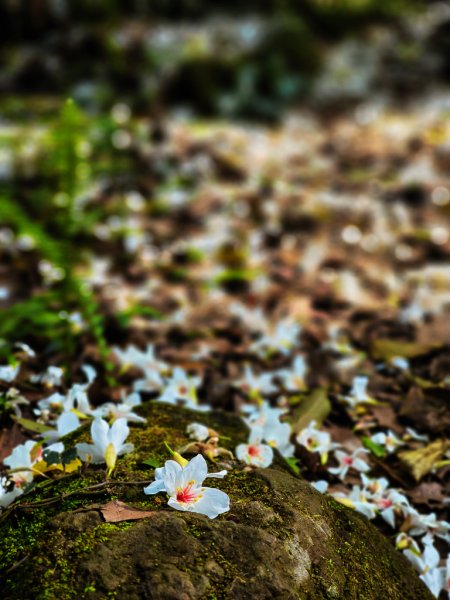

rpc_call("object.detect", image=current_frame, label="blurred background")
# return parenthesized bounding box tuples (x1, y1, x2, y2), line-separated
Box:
(1, 0, 449, 120)
(0, 0, 450, 371)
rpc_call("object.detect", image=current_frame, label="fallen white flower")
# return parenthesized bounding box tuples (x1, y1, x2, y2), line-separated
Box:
(144, 454, 229, 519)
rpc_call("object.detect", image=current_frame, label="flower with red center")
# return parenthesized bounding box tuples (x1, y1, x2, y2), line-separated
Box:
(236, 427, 274, 468)
(329, 448, 369, 480)
(176, 480, 203, 505)
(144, 454, 229, 519)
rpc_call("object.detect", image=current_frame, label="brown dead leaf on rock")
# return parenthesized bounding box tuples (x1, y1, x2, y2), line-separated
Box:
(100, 500, 155, 523)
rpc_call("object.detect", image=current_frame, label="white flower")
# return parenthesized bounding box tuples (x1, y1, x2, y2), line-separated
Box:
(329, 448, 370, 480)
(144, 454, 230, 519)
(0, 364, 20, 383)
(361, 475, 410, 528)
(404, 427, 429, 443)
(251, 319, 301, 356)
(14, 342, 36, 358)
(236, 427, 274, 467)
(229, 303, 267, 332)
(370, 430, 404, 454)
(43, 411, 81, 442)
(296, 420, 338, 464)
(35, 392, 66, 417)
(31, 365, 64, 387)
(235, 365, 276, 399)
(0, 476, 23, 509)
(404, 538, 442, 597)
(342, 376, 376, 407)
(312, 480, 329, 494)
(276, 356, 308, 391)
(405, 509, 450, 543)
(92, 392, 146, 423)
(186, 423, 210, 442)
(114, 343, 168, 373)
(133, 369, 164, 393)
(76, 418, 134, 472)
(244, 401, 294, 457)
(333, 485, 377, 520)
(263, 420, 295, 458)
(3, 440, 39, 486)
(158, 367, 202, 408)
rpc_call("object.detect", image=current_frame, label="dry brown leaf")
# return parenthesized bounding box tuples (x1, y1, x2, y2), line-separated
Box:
(406, 482, 444, 506)
(399, 439, 450, 481)
(100, 500, 155, 523)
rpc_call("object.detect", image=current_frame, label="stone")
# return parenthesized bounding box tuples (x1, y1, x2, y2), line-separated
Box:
(0, 402, 433, 599)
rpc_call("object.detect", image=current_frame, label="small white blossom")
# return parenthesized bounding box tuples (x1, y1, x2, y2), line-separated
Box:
(404, 427, 429, 443)
(31, 366, 64, 387)
(312, 480, 329, 493)
(0, 364, 20, 383)
(76, 418, 134, 472)
(329, 448, 370, 480)
(0, 476, 23, 509)
(236, 427, 274, 467)
(186, 423, 210, 442)
(158, 367, 203, 409)
(15, 342, 36, 358)
(370, 430, 404, 454)
(342, 376, 376, 407)
(114, 343, 168, 373)
(93, 392, 146, 423)
(43, 411, 81, 442)
(276, 356, 308, 392)
(251, 319, 301, 356)
(133, 369, 165, 393)
(333, 485, 377, 520)
(235, 365, 276, 399)
(144, 454, 229, 519)
(404, 537, 442, 597)
(244, 401, 294, 457)
(296, 421, 339, 465)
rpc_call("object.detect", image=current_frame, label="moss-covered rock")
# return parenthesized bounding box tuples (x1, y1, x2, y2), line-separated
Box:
(0, 402, 433, 599)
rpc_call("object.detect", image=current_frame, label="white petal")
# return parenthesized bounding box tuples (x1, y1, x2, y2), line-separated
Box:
(190, 487, 230, 519)
(180, 455, 208, 487)
(144, 480, 166, 495)
(76, 442, 104, 463)
(381, 507, 396, 528)
(206, 470, 227, 479)
(119, 442, 134, 456)
(57, 412, 80, 436)
(163, 460, 182, 496)
(109, 418, 130, 451)
(91, 418, 109, 453)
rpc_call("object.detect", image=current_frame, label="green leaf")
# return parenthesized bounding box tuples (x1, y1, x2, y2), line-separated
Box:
(291, 388, 331, 434)
(285, 457, 301, 475)
(362, 436, 387, 458)
(142, 457, 161, 468)
(14, 417, 53, 434)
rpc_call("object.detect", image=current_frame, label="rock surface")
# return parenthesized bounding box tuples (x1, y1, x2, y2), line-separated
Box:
(1, 402, 433, 599)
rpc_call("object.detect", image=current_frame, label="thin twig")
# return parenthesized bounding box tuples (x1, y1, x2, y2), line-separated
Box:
(0, 480, 151, 523)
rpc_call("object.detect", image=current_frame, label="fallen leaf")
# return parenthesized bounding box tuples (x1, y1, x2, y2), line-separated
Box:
(406, 482, 444, 506)
(100, 500, 155, 523)
(371, 339, 437, 361)
(399, 439, 450, 481)
(292, 388, 331, 434)
(13, 417, 53, 435)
